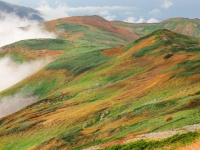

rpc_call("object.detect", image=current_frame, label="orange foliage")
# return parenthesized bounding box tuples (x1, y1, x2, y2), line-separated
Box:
(103, 46, 125, 56)
(166, 116, 173, 122)
(177, 140, 200, 150)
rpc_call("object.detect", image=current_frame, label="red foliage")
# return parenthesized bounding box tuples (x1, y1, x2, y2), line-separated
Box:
(29, 114, 38, 119)
(166, 116, 173, 121)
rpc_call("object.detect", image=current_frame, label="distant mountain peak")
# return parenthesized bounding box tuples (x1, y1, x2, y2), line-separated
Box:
(0, 0, 44, 22)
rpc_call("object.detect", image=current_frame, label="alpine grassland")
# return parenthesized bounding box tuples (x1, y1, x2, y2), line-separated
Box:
(0, 16, 200, 150)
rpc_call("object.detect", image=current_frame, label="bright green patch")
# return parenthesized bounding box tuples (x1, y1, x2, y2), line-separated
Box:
(104, 132, 200, 150)
(47, 50, 113, 75)
(8, 39, 72, 51)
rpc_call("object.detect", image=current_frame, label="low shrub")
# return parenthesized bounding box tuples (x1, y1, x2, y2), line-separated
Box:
(164, 53, 173, 59)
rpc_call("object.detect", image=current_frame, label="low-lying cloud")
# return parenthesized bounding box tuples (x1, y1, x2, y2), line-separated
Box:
(0, 56, 50, 92)
(0, 92, 38, 118)
(0, 13, 56, 47)
(124, 17, 160, 24)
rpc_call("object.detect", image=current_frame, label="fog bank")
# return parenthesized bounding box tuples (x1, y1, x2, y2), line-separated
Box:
(0, 92, 38, 118)
(0, 13, 56, 47)
(0, 57, 50, 92)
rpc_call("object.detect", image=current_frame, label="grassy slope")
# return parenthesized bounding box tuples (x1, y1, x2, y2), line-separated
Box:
(0, 15, 134, 97)
(0, 28, 200, 150)
(0, 16, 135, 62)
(104, 132, 200, 150)
(113, 18, 200, 38)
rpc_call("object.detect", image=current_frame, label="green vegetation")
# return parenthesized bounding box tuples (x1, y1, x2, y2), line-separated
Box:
(163, 53, 173, 59)
(132, 29, 200, 58)
(113, 18, 200, 38)
(0, 120, 45, 136)
(104, 132, 200, 150)
(10, 52, 25, 63)
(9, 39, 72, 51)
(58, 22, 89, 33)
(57, 128, 83, 147)
(169, 60, 200, 77)
(0, 22, 200, 150)
(133, 43, 162, 57)
(47, 50, 113, 75)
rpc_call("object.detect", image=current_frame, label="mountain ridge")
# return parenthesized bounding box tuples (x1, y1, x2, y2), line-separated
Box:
(113, 17, 200, 38)
(0, 0, 44, 21)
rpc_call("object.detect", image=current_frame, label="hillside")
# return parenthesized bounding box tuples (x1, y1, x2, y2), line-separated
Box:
(0, 16, 137, 64)
(0, 28, 199, 150)
(43, 15, 138, 42)
(113, 17, 200, 38)
(0, 0, 44, 21)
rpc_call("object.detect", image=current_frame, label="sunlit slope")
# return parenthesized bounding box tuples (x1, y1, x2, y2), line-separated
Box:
(0, 29, 200, 150)
(114, 18, 200, 38)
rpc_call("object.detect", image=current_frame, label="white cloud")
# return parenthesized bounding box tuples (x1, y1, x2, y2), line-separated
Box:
(124, 17, 135, 23)
(124, 17, 159, 24)
(149, 9, 161, 16)
(0, 91, 38, 118)
(124, 17, 136, 23)
(161, 0, 173, 9)
(0, 57, 50, 92)
(0, 13, 56, 47)
(104, 15, 116, 21)
(37, 1, 69, 20)
(137, 18, 146, 23)
(37, 0, 135, 21)
(147, 18, 160, 23)
(124, 17, 145, 23)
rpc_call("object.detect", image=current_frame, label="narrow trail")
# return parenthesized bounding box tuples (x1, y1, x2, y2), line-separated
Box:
(83, 124, 200, 150)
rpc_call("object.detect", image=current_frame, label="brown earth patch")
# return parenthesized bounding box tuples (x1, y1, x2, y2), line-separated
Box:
(103, 46, 125, 56)
(1, 46, 66, 60)
(69, 32, 84, 39)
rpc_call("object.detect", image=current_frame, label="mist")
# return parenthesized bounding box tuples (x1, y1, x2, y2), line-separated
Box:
(0, 92, 38, 118)
(0, 13, 56, 47)
(0, 56, 50, 92)
(0, 12, 56, 118)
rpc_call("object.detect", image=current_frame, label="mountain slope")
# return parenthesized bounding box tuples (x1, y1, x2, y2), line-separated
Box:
(0, 16, 137, 72)
(0, 0, 44, 21)
(0, 29, 199, 149)
(113, 18, 200, 38)
(43, 15, 138, 42)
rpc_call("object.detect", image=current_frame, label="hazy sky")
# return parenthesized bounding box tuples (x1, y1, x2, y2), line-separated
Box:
(3, 0, 200, 22)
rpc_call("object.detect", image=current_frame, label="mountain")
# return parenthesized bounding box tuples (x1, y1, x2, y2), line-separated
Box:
(0, 16, 137, 66)
(0, 0, 44, 21)
(0, 23, 199, 150)
(43, 15, 138, 42)
(113, 17, 200, 38)
(43, 16, 200, 43)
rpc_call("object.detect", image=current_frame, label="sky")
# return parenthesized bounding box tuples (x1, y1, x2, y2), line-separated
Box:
(3, 0, 200, 23)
